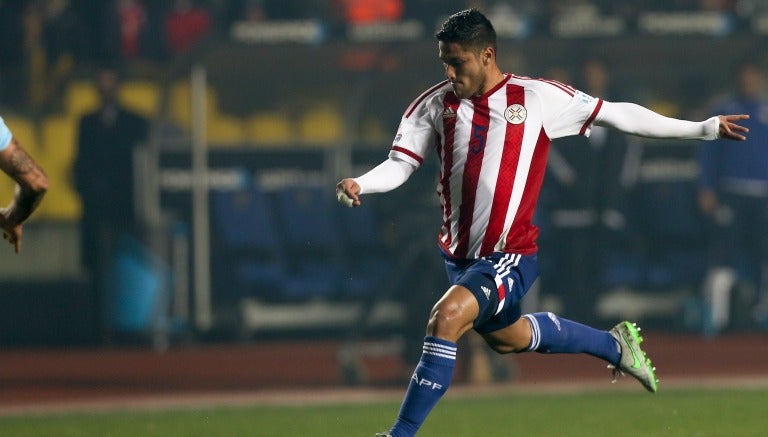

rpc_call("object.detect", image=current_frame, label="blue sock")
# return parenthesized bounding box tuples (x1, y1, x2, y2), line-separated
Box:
(389, 336, 457, 437)
(523, 312, 620, 365)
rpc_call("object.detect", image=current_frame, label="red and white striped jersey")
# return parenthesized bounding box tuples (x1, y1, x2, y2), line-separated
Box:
(389, 74, 603, 259)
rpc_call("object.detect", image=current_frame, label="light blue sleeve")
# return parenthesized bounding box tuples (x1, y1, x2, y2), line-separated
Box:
(0, 116, 12, 151)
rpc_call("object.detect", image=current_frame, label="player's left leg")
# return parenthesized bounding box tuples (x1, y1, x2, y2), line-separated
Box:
(385, 284, 478, 437)
(481, 312, 620, 363)
(481, 313, 658, 392)
(473, 250, 658, 392)
(466, 253, 616, 362)
(384, 252, 527, 437)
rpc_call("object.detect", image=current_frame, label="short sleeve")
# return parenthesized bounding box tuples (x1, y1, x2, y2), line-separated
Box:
(0, 116, 12, 151)
(388, 89, 442, 166)
(538, 84, 603, 139)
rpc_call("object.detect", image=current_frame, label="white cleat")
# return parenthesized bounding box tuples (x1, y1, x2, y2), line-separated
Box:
(608, 321, 659, 393)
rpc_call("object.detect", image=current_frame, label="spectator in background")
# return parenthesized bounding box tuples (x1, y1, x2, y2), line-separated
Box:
(333, 0, 404, 25)
(117, 0, 147, 58)
(698, 61, 768, 333)
(41, 0, 79, 66)
(15, 1, 79, 110)
(164, 0, 211, 56)
(239, 0, 267, 22)
(74, 67, 148, 338)
(88, 0, 165, 63)
(35, 0, 80, 110)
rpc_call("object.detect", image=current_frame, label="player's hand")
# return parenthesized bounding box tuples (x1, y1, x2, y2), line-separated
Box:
(336, 178, 362, 207)
(717, 114, 749, 140)
(0, 207, 22, 253)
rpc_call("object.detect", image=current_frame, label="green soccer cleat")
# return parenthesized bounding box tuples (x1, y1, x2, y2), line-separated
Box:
(608, 321, 659, 393)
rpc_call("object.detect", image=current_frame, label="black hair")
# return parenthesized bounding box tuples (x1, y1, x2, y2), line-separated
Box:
(435, 9, 497, 52)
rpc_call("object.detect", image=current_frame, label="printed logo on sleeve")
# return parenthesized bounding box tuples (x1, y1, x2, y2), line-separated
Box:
(574, 90, 595, 104)
(393, 133, 402, 145)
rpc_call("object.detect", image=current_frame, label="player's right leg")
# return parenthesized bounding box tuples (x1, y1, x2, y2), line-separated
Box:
(379, 285, 478, 437)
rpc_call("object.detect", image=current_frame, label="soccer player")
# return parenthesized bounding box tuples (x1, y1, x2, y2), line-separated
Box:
(335, 9, 749, 437)
(0, 116, 49, 253)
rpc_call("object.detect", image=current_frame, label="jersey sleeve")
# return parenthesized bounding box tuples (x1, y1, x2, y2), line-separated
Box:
(0, 116, 12, 151)
(388, 88, 441, 166)
(537, 82, 603, 140)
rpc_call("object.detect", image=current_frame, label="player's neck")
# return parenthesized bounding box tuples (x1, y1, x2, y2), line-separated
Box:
(478, 69, 506, 96)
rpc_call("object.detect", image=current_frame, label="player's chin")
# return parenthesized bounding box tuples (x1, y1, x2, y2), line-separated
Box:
(451, 83, 465, 98)
(453, 84, 477, 100)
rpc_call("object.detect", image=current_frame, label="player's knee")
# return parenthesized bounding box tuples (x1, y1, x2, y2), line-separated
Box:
(425, 286, 478, 342)
(426, 301, 467, 340)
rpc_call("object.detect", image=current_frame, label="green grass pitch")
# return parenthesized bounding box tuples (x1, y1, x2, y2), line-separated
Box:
(0, 387, 765, 436)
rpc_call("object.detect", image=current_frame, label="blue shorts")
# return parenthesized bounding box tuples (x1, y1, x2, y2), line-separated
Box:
(443, 251, 540, 334)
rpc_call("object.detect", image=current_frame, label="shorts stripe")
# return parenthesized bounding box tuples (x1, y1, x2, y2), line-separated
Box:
(492, 253, 521, 279)
(494, 284, 506, 315)
(490, 253, 521, 315)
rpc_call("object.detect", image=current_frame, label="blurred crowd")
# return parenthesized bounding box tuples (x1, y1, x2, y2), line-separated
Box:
(0, 0, 220, 110)
(2, 0, 767, 109)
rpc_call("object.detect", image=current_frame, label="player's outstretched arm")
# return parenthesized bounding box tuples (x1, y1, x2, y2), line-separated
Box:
(716, 114, 749, 141)
(595, 101, 749, 141)
(0, 138, 49, 253)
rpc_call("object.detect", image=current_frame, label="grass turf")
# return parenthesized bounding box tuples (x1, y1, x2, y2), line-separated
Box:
(0, 387, 765, 436)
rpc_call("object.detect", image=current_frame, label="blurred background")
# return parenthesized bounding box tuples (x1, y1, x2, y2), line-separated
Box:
(0, 0, 767, 396)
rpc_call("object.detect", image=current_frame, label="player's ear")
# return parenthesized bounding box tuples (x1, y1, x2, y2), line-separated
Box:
(482, 47, 494, 65)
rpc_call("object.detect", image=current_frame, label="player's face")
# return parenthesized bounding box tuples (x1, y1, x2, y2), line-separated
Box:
(439, 41, 489, 99)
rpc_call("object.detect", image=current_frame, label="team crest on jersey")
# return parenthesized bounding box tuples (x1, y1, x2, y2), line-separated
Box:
(504, 104, 527, 124)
